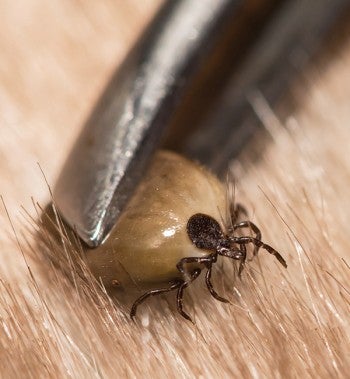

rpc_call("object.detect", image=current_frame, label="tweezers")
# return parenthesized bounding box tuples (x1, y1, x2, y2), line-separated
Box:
(54, 0, 349, 248)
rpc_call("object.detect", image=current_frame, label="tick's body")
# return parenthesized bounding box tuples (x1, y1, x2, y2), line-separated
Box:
(86, 150, 226, 288)
(86, 150, 286, 321)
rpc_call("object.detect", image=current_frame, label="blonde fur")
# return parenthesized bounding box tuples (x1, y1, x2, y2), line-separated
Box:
(1, 2, 349, 378)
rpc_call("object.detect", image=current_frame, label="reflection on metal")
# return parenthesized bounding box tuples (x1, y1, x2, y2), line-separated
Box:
(54, 0, 349, 248)
(54, 0, 240, 247)
(184, 0, 350, 173)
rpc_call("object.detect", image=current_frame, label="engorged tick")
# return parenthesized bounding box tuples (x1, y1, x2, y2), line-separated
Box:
(130, 210, 287, 322)
(84, 150, 287, 323)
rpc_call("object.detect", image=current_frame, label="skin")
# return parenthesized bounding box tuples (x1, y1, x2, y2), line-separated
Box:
(86, 150, 227, 289)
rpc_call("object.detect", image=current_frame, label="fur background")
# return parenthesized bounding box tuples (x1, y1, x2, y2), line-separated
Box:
(1, 1, 349, 378)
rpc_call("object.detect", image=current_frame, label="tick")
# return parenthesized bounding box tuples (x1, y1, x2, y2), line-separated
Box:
(85, 150, 287, 322)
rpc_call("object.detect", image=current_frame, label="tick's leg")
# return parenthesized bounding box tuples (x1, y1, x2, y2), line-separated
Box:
(176, 268, 201, 322)
(176, 255, 214, 277)
(218, 246, 247, 277)
(205, 264, 229, 303)
(130, 280, 182, 320)
(232, 221, 262, 257)
(237, 243, 247, 277)
(232, 236, 287, 268)
(228, 203, 261, 256)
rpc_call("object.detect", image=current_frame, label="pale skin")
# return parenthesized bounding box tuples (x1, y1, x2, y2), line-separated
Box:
(1, 2, 350, 378)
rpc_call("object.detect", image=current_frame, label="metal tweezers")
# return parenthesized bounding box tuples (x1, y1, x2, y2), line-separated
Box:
(54, 0, 349, 247)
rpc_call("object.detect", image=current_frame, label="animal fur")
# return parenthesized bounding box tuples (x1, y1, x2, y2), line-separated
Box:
(0, 1, 349, 378)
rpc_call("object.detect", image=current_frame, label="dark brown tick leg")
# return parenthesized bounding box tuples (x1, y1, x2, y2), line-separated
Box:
(176, 256, 213, 277)
(237, 243, 247, 278)
(232, 221, 262, 257)
(205, 263, 229, 303)
(178, 254, 230, 306)
(217, 246, 247, 277)
(130, 280, 182, 321)
(176, 268, 201, 322)
(233, 236, 287, 268)
(228, 203, 261, 256)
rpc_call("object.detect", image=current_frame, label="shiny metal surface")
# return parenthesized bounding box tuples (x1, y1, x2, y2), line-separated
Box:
(55, 0, 349, 248)
(183, 0, 350, 172)
(54, 0, 240, 247)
